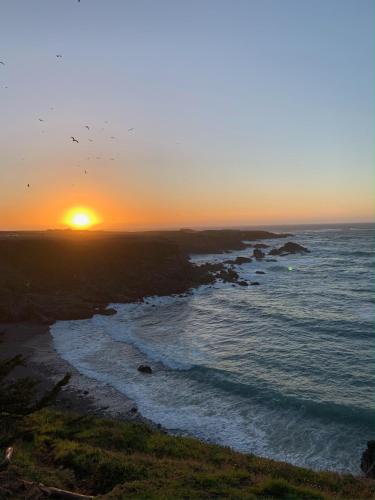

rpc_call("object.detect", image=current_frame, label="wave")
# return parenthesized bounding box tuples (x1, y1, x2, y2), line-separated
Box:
(186, 365, 374, 428)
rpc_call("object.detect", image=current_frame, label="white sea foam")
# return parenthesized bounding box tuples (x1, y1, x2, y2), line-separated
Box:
(50, 226, 375, 474)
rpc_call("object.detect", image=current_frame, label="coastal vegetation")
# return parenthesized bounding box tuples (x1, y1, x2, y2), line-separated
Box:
(1, 408, 373, 499)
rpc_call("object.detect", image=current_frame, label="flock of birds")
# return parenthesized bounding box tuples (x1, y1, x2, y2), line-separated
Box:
(1, 52, 136, 190)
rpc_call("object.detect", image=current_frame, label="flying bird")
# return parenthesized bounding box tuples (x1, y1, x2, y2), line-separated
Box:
(110, 136, 116, 139)
(84, 170, 87, 174)
(56, 55, 62, 58)
(26, 184, 30, 188)
(0, 61, 5, 66)
(128, 128, 134, 132)
(71, 136, 79, 143)
(88, 138, 93, 142)
(85, 125, 90, 130)
(38, 118, 44, 122)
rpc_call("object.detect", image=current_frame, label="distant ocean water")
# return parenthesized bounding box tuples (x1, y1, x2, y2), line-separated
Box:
(51, 223, 375, 473)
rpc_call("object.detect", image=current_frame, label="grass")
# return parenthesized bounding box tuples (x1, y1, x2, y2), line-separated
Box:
(5, 409, 373, 499)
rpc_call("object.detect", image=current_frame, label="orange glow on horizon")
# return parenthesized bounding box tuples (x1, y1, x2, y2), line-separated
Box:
(63, 207, 100, 230)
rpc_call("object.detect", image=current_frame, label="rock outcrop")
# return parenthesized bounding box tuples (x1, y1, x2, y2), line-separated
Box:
(138, 365, 152, 374)
(269, 242, 310, 256)
(253, 248, 265, 260)
(223, 256, 252, 265)
(361, 440, 375, 478)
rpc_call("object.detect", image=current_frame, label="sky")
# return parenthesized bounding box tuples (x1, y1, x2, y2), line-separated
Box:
(0, 0, 373, 230)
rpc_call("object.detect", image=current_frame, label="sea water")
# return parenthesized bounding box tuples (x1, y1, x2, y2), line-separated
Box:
(51, 223, 374, 473)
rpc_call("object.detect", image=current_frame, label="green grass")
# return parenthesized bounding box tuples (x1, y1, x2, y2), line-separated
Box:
(6, 409, 373, 499)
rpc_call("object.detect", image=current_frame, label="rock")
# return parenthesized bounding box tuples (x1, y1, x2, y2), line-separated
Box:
(238, 281, 248, 286)
(83, 390, 89, 395)
(223, 256, 252, 265)
(130, 406, 138, 414)
(235, 256, 252, 264)
(269, 242, 310, 256)
(99, 307, 117, 316)
(252, 248, 265, 260)
(250, 281, 260, 286)
(218, 268, 239, 283)
(138, 365, 152, 374)
(255, 271, 265, 275)
(361, 440, 375, 477)
(265, 258, 277, 262)
(254, 243, 269, 248)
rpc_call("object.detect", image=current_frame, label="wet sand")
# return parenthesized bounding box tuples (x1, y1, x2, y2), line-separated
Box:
(0, 322, 152, 425)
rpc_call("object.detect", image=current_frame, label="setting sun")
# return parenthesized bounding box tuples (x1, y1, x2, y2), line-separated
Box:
(63, 207, 100, 229)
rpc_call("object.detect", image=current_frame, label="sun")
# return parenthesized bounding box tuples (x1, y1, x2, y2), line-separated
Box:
(72, 212, 91, 228)
(63, 207, 99, 229)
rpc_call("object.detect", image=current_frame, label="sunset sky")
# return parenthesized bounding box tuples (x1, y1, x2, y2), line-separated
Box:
(0, 0, 373, 230)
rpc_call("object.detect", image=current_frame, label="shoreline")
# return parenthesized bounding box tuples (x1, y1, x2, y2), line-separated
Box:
(0, 322, 157, 428)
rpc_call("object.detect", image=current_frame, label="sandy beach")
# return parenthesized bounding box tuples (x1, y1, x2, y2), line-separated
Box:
(0, 322, 152, 425)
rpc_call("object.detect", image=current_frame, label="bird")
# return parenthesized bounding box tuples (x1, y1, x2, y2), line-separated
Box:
(0, 61, 5, 66)
(56, 54, 62, 58)
(128, 127, 134, 132)
(110, 136, 116, 139)
(26, 183, 30, 188)
(84, 170, 87, 174)
(85, 125, 90, 130)
(110, 158, 115, 161)
(71, 136, 79, 143)
(88, 138, 93, 142)
(38, 118, 44, 122)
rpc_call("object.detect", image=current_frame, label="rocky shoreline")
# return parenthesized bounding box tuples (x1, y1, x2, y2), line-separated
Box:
(0, 229, 290, 325)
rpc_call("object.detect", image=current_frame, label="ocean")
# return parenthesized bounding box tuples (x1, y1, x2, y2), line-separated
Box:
(51, 223, 374, 474)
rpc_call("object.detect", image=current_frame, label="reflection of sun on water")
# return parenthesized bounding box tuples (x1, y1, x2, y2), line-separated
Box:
(63, 207, 99, 229)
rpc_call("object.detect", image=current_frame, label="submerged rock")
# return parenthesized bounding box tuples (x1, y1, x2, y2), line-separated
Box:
(361, 440, 375, 477)
(250, 281, 260, 286)
(269, 241, 310, 256)
(255, 271, 265, 275)
(138, 365, 152, 374)
(238, 280, 249, 286)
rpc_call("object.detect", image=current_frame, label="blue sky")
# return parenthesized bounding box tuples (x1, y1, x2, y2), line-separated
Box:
(0, 0, 373, 229)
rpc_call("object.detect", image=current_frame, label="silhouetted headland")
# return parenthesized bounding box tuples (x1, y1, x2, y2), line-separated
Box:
(0, 228, 289, 323)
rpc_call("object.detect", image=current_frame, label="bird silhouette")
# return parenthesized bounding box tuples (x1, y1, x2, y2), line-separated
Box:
(71, 136, 79, 143)
(128, 128, 135, 132)
(56, 55, 62, 58)
(38, 118, 44, 122)
(110, 136, 116, 139)
(88, 138, 93, 142)
(27, 184, 30, 188)
(85, 125, 90, 130)
(84, 170, 87, 174)
(0, 61, 5, 66)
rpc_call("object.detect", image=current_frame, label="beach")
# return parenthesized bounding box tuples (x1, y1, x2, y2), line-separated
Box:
(0, 322, 149, 424)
